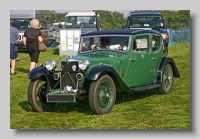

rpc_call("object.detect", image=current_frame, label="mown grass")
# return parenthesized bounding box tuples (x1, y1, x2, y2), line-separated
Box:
(10, 43, 190, 129)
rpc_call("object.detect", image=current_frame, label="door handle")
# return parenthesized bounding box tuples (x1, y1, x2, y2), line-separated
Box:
(151, 58, 156, 61)
(129, 59, 135, 62)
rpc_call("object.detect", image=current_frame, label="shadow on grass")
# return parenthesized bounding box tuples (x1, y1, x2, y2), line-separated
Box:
(52, 102, 93, 115)
(115, 89, 159, 104)
(18, 101, 33, 112)
(18, 100, 93, 115)
(52, 90, 159, 115)
(17, 67, 29, 73)
(18, 89, 159, 115)
(52, 48, 59, 55)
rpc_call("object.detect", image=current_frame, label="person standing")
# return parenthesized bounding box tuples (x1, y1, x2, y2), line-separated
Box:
(22, 19, 43, 72)
(10, 19, 20, 75)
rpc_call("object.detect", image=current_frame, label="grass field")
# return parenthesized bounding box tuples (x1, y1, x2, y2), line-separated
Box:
(10, 43, 190, 129)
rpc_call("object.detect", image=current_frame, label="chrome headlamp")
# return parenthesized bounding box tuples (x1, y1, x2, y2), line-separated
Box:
(45, 59, 56, 71)
(78, 59, 89, 71)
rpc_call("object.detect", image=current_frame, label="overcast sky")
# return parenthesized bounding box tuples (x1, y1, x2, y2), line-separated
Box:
(55, 10, 132, 17)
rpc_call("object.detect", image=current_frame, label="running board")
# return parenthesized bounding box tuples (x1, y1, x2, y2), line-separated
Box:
(131, 84, 160, 92)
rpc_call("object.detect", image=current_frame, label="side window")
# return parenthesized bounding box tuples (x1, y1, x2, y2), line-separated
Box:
(152, 35, 160, 52)
(134, 35, 149, 52)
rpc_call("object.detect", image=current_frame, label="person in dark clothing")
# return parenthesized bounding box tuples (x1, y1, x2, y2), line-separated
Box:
(10, 19, 20, 75)
(91, 37, 110, 50)
(22, 19, 43, 72)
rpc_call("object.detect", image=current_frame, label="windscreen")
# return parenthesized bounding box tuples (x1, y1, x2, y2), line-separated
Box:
(129, 16, 165, 29)
(80, 36, 130, 52)
(13, 19, 31, 29)
(65, 16, 96, 28)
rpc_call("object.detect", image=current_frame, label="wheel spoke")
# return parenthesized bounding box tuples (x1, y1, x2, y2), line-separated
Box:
(162, 64, 173, 92)
(97, 80, 113, 110)
(35, 81, 50, 107)
(28, 79, 55, 112)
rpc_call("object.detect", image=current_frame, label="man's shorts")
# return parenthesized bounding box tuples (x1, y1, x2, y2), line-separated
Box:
(10, 44, 18, 59)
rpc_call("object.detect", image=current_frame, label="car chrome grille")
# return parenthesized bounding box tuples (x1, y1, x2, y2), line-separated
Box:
(60, 61, 79, 90)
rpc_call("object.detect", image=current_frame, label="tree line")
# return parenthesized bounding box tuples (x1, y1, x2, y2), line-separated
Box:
(35, 10, 190, 30)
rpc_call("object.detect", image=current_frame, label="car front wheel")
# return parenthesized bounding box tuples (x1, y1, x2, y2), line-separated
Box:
(89, 75, 116, 115)
(28, 78, 55, 112)
(158, 63, 174, 94)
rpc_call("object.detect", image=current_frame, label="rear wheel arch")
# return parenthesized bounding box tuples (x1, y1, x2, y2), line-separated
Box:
(168, 61, 180, 78)
(159, 57, 180, 77)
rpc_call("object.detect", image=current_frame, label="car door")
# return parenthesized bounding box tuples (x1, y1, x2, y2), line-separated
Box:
(124, 34, 152, 87)
(149, 34, 163, 84)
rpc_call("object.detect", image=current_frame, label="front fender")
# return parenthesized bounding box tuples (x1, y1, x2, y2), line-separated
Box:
(156, 56, 180, 84)
(87, 65, 111, 81)
(29, 66, 51, 95)
(86, 65, 131, 93)
(29, 66, 49, 80)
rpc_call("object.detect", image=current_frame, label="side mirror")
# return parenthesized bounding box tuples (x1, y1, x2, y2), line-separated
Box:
(58, 23, 62, 28)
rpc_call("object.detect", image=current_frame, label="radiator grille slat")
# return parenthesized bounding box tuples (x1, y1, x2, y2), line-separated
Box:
(61, 61, 79, 90)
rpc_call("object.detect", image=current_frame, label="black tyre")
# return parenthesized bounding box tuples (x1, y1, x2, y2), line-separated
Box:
(28, 78, 55, 112)
(158, 63, 174, 94)
(89, 75, 116, 115)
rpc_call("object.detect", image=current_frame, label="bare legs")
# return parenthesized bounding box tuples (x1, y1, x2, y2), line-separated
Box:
(10, 59, 16, 73)
(30, 62, 37, 71)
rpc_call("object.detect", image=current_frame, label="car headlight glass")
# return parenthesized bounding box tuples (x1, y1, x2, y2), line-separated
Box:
(78, 59, 89, 70)
(161, 34, 166, 39)
(45, 59, 56, 71)
(161, 33, 169, 39)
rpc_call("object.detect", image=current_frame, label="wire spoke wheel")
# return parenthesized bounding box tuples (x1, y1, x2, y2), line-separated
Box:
(97, 80, 113, 110)
(28, 78, 55, 112)
(89, 75, 116, 115)
(158, 63, 174, 94)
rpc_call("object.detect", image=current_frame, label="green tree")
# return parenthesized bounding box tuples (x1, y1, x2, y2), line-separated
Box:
(35, 10, 67, 29)
(55, 12, 68, 22)
(168, 10, 190, 29)
(93, 10, 126, 29)
(158, 10, 190, 29)
(158, 10, 177, 25)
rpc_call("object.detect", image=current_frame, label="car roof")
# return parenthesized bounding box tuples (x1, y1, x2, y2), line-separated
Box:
(10, 14, 34, 19)
(66, 12, 96, 17)
(81, 28, 161, 36)
(129, 11, 162, 17)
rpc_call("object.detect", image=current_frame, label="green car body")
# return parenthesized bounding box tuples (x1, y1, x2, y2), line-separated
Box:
(28, 28, 180, 115)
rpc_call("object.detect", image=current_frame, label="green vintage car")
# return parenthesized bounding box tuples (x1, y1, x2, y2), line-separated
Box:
(28, 28, 180, 115)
